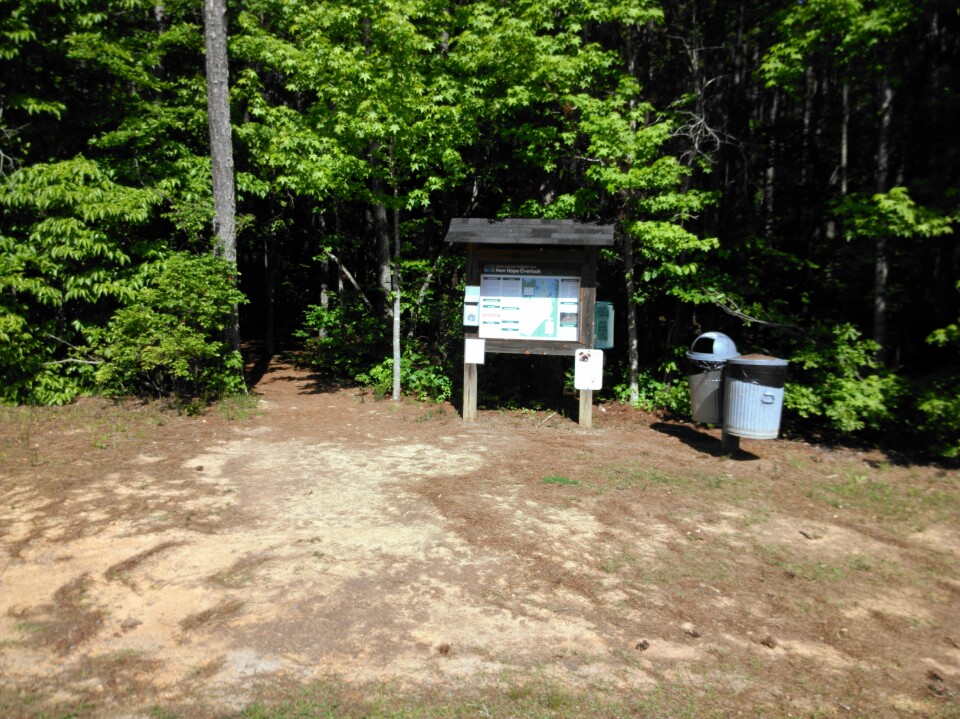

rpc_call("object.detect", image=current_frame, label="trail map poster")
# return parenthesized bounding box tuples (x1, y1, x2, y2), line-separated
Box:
(478, 264, 580, 341)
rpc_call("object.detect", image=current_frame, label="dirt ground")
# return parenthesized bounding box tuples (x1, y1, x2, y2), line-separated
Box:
(1, 360, 959, 718)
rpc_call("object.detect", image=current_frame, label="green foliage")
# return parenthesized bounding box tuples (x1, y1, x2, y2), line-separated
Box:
(296, 300, 388, 380)
(785, 324, 903, 434)
(570, 82, 720, 306)
(760, 0, 917, 92)
(913, 374, 960, 459)
(613, 370, 690, 416)
(94, 252, 247, 400)
(927, 280, 959, 350)
(837, 187, 956, 243)
(0, 308, 86, 405)
(0, 156, 164, 404)
(0, 157, 162, 304)
(355, 347, 452, 403)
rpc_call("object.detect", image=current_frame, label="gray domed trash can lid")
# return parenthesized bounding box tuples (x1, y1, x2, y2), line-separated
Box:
(686, 332, 739, 364)
(686, 332, 739, 425)
(723, 355, 789, 439)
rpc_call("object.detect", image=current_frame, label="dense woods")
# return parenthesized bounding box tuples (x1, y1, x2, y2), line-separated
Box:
(1, 0, 957, 457)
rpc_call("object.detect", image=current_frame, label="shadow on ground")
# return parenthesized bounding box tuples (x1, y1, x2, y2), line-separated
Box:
(650, 421, 760, 461)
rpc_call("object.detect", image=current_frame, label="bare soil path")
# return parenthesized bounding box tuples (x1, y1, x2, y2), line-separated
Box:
(1, 361, 959, 717)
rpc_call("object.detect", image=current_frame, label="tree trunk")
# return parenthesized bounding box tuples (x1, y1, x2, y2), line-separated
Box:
(391, 199, 401, 402)
(369, 172, 392, 317)
(203, 0, 240, 353)
(764, 90, 778, 237)
(873, 75, 894, 355)
(840, 80, 849, 196)
(622, 225, 640, 405)
(263, 234, 274, 357)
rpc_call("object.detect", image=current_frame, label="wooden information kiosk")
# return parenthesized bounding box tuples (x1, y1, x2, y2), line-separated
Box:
(444, 218, 615, 427)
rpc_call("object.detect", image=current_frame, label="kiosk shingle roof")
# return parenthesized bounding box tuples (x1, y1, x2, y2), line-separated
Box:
(444, 218, 615, 247)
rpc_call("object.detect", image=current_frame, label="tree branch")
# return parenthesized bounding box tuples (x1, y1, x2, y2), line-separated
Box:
(710, 293, 802, 332)
(325, 252, 373, 309)
(43, 358, 102, 366)
(414, 244, 449, 309)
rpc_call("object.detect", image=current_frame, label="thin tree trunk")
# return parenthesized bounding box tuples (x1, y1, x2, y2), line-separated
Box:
(801, 66, 816, 189)
(203, 0, 239, 354)
(840, 81, 849, 196)
(263, 235, 274, 357)
(369, 172, 392, 317)
(623, 224, 640, 405)
(874, 76, 893, 355)
(764, 90, 778, 236)
(391, 192, 401, 402)
(620, 29, 641, 405)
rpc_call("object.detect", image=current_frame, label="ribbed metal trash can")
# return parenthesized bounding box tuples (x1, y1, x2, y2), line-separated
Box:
(686, 332, 739, 425)
(723, 356, 789, 439)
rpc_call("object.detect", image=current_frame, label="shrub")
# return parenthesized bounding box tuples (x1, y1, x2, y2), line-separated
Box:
(94, 252, 247, 399)
(295, 300, 387, 380)
(784, 324, 903, 435)
(612, 369, 691, 416)
(0, 308, 88, 405)
(355, 347, 452, 403)
(912, 374, 960, 459)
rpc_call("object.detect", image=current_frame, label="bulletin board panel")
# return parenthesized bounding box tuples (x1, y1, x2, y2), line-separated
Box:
(462, 246, 599, 357)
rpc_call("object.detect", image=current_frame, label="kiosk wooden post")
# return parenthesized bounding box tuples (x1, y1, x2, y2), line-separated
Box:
(444, 219, 615, 427)
(579, 389, 593, 428)
(463, 362, 478, 422)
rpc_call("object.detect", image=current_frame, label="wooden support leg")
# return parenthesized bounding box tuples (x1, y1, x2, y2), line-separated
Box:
(721, 429, 740, 456)
(463, 363, 478, 422)
(579, 389, 593, 428)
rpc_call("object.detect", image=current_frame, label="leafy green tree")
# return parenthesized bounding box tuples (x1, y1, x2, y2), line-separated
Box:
(571, 79, 719, 401)
(233, 0, 478, 397)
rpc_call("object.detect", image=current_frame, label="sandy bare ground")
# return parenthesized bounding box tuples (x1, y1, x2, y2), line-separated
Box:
(1, 361, 959, 717)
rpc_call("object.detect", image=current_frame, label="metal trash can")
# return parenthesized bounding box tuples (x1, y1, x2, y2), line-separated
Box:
(686, 332, 739, 425)
(723, 356, 789, 439)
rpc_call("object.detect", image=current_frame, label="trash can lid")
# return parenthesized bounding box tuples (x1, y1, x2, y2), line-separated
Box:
(727, 354, 788, 366)
(686, 332, 739, 362)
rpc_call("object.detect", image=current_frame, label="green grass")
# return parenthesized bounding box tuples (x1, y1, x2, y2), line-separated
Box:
(590, 463, 743, 495)
(233, 679, 751, 719)
(754, 542, 847, 582)
(12, 674, 859, 719)
(541, 475, 580, 486)
(805, 466, 960, 528)
(216, 392, 261, 421)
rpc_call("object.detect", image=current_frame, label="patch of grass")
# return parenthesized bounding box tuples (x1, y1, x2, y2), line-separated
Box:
(216, 392, 261, 421)
(230, 675, 858, 719)
(807, 466, 960, 528)
(592, 464, 738, 495)
(541, 475, 580, 486)
(754, 542, 846, 582)
(739, 508, 771, 528)
(415, 406, 447, 422)
(147, 706, 180, 719)
(696, 472, 734, 489)
(0, 397, 177, 463)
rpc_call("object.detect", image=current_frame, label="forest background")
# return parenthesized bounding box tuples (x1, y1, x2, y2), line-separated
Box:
(1, 0, 958, 459)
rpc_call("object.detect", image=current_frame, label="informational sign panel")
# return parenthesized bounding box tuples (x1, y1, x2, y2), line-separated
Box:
(478, 264, 580, 341)
(574, 349, 603, 390)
